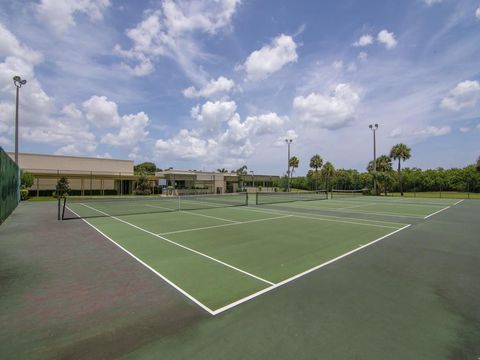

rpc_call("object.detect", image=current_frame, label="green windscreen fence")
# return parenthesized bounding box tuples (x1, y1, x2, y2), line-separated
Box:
(0, 147, 19, 224)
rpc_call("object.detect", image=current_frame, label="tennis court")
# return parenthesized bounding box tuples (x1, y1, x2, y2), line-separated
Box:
(61, 192, 461, 315)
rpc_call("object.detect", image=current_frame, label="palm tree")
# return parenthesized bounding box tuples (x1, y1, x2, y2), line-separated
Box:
(217, 168, 228, 173)
(367, 155, 393, 173)
(367, 155, 393, 195)
(289, 156, 299, 180)
(235, 165, 248, 191)
(322, 162, 335, 191)
(309, 154, 323, 190)
(236, 165, 248, 175)
(390, 143, 411, 196)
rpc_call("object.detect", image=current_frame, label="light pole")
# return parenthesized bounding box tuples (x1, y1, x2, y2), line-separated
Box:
(13, 76, 27, 165)
(369, 124, 379, 195)
(285, 138, 292, 192)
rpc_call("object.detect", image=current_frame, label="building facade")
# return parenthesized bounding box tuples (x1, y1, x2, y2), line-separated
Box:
(10, 152, 279, 196)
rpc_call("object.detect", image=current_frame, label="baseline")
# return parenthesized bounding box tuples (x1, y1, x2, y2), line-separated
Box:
(211, 224, 412, 314)
(80, 203, 275, 286)
(423, 206, 451, 219)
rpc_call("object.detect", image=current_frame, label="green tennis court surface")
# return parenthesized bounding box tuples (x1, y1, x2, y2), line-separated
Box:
(64, 193, 458, 314)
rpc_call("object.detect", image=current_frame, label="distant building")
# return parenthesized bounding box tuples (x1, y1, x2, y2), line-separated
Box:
(9, 152, 279, 196)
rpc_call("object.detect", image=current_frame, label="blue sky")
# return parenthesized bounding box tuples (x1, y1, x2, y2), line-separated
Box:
(0, 0, 479, 175)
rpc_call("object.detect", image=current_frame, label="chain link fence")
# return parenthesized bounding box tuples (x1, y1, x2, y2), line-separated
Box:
(0, 147, 20, 224)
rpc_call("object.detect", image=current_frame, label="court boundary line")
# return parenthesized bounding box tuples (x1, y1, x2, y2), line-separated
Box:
(269, 202, 426, 219)
(328, 198, 458, 207)
(211, 224, 412, 315)
(66, 206, 217, 315)
(79, 203, 275, 286)
(158, 215, 292, 236)
(230, 206, 407, 229)
(233, 205, 408, 227)
(148, 197, 408, 228)
(423, 206, 450, 219)
(65, 205, 411, 316)
(180, 210, 239, 223)
(454, 199, 464, 206)
(143, 203, 240, 223)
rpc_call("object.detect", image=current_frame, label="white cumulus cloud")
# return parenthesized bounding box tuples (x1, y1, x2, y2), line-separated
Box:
(423, 0, 443, 6)
(377, 30, 398, 49)
(242, 34, 298, 81)
(82, 95, 121, 128)
(155, 129, 217, 160)
(476, 7, 480, 19)
(191, 100, 237, 133)
(183, 76, 234, 99)
(293, 84, 360, 129)
(353, 35, 373, 47)
(36, 0, 111, 33)
(413, 126, 451, 136)
(114, 0, 240, 80)
(0, 24, 43, 64)
(155, 99, 285, 166)
(440, 80, 480, 111)
(101, 112, 150, 148)
(357, 51, 368, 61)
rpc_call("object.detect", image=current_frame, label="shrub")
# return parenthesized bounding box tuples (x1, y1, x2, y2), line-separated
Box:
(134, 189, 151, 195)
(55, 177, 70, 198)
(134, 174, 151, 195)
(20, 187, 29, 200)
(21, 171, 34, 188)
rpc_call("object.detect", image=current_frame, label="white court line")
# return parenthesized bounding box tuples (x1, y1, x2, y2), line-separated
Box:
(158, 215, 292, 235)
(180, 210, 239, 223)
(80, 203, 275, 286)
(229, 205, 407, 229)
(212, 224, 412, 315)
(261, 202, 425, 219)
(145, 204, 176, 211)
(66, 206, 217, 315)
(146, 203, 239, 223)
(329, 200, 450, 208)
(66, 205, 410, 316)
(423, 206, 451, 219)
(164, 199, 411, 225)
(329, 198, 456, 207)
(336, 203, 374, 210)
(454, 199, 464, 206)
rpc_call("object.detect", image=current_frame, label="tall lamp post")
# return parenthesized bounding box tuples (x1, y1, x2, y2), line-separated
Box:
(369, 124, 379, 195)
(285, 138, 293, 192)
(13, 76, 27, 203)
(13, 76, 27, 165)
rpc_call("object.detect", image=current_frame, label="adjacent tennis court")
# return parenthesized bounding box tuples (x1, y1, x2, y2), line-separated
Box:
(61, 192, 461, 315)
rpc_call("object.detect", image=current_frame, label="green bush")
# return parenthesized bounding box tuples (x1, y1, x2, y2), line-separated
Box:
(21, 171, 34, 188)
(20, 187, 29, 200)
(55, 177, 70, 198)
(134, 189, 151, 195)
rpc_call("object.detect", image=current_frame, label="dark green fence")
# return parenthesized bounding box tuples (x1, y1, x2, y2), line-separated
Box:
(0, 147, 19, 224)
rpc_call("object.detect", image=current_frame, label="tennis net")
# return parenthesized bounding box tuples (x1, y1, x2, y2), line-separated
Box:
(331, 189, 364, 199)
(256, 190, 328, 205)
(61, 193, 248, 219)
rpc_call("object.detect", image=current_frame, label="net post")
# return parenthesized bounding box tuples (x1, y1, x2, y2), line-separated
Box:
(62, 197, 66, 220)
(57, 197, 60, 220)
(255, 192, 259, 205)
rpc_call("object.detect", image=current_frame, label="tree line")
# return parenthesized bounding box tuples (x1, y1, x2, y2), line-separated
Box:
(276, 144, 480, 194)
